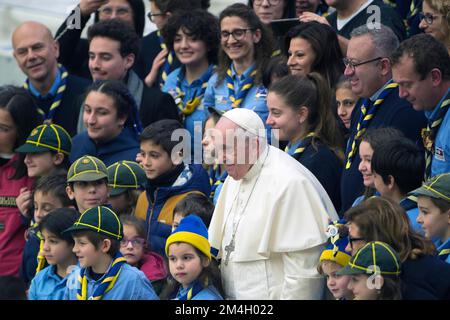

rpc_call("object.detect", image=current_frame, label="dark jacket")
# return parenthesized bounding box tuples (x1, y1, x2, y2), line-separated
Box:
(291, 142, 342, 212)
(69, 126, 140, 166)
(401, 254, 450, 300)
(20, 227, 42, 285)
(28, 74, 90, 137)
(340, 87, 426, 212)
(135, 164, 211, 256)
(326, 0, 406, 41)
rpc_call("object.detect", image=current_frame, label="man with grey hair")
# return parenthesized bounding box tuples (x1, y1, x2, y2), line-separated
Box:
(207, 108, 338, 299)
(340, 24, 426, 211)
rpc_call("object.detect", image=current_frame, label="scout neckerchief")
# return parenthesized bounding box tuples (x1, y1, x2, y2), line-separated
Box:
(23, 64, 68, 124)
(35, 232, 47, 274)
(284, 132, 315, 158)
(422, 88, 450, 178)
(174, 65, 214, 116)
(77, 252, 126, 300)
(399, 197, 417, 211)
(158, 31, 174, 88)
(438, 239, 450, 262)
(209, 164, 228, 200)
(176, 279, 206, 300)
(226, 64, 257, 108)
(345, 81, 398, 169)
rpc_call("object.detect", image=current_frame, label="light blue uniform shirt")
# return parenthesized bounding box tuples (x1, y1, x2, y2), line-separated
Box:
(64, 263, 159, 300)
(28, 265, 69, 300)
(174, 284, 223, 300)
(203, 64, 269, 125)
(163, 65, 213, 159)
(427, 88, 450, 177)
(436, 237, 450, 264)
(28, 69, 61, 99)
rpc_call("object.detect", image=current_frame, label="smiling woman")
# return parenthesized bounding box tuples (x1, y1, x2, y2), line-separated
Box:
(69, 80, 142, 166)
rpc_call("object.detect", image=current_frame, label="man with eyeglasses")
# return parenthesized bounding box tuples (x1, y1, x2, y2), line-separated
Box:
(55, 0, 146, 80)
(340, 24, 426, 212)
(391, 34, 450, 179)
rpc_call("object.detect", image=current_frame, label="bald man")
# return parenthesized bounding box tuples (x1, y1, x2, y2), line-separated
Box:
(12, 21, 90, 136)
(207, 108, 338, 300)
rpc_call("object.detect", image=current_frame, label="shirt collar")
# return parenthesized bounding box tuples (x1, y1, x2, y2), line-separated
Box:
(230, 63, 256, 81)
(369, 79, 392, 102)
(242, 144, 269, 182)
(425, 87, 450, 120)
(28, 69, 61, 99)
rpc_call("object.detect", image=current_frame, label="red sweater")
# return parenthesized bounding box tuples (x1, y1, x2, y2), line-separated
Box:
(0, 156, 34, 276)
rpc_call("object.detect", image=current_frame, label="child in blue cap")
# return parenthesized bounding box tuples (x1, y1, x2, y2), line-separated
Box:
(317, 220, 353, 300)
(164, 214, 223, 300)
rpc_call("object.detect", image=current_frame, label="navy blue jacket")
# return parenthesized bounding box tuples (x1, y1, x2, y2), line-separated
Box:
(340, 87, 426, 212)
(136, 164, 211, 256)
(401, 255, 450, 300)
(69, 126, 140, 166)
(292, 143, 342, 212)
(19, 228, 41, 286)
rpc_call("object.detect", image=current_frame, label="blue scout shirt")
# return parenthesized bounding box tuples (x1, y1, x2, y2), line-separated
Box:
(426, 88, 450, 177)
(28, 69, 61, 99)
(203, 64, 269, 125)
(28, 264, 70, 300)
(174, 283, 223, 300)
(436, 237, 450, 264)
(64, 263, 159, 300)
(163, 65, 214, 158)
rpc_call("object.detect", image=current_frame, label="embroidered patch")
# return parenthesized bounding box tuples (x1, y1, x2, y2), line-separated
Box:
(255, 86, 267, 98)
(30, 128, 39, 136)
(0, 196, 16, 207)
(215, 95, 228, 105)
(435, 147, 445, 161)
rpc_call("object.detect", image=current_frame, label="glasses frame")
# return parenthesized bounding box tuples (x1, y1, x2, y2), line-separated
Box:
(147, 11, 166, 22)
(120, 237, 146, 248)
(343, 56, 383, 72)
(347, 235, 365, 250)
(419, 12, 442, 25)
(253, 0, 282, 6)
(220, 28, 254, 41)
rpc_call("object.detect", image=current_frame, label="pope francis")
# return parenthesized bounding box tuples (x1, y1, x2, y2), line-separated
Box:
(207, 108, 339, 300)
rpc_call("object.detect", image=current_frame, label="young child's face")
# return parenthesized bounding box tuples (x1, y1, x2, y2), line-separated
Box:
(140, 140, 176, 180)
(336, 87, 357, 129)
(321, 261, 352, 300)
(172, 212, 184, 232)
(348, 274, 379, 300)
(417, 196, 450, 240)
(66, 180, 109, 214)
(120, 224, 145, 266)
(41, 229, 74, 267)
(168, 242, 209, 289)
(34, 190, 64, 224)
(24, 152, 60, 178)
(358, 141, 375, 188)
(72, 235, 103, 269)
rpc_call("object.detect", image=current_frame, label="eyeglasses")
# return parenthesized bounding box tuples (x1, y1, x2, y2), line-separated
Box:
(348, 235, 365, 250)
(120, 237, 146, 248)
(147, 11, 166, 22)
(343, 56, 383, 72)
(220, 28, 254, 41)
(253, 0, 282, 6)
(419, 12, 443, 25)
(99, 6, 131, 17)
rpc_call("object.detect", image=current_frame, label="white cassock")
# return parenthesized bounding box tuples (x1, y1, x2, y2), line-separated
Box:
(209, 145, 339, 300)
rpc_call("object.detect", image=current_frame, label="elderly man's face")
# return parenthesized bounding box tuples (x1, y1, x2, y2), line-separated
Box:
(12, 23, 59, 84)
(344, 35, 384, 99)
(211, 118, 255, 180)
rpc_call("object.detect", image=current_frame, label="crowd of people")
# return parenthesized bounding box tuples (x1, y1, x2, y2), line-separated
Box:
(0, 0, 449, 300)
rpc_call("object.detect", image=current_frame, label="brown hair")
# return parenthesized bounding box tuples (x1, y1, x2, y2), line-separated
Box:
(268, 72, 344, 161)
(344, 197, 436, 261)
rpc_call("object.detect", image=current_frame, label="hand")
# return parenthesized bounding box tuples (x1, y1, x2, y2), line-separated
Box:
(16, 187, 32, 217)
(79, 0, 108, 16)
(135, 152, 144, 166)
(299, 12, 330, 26)
(144, 48, 168, 88)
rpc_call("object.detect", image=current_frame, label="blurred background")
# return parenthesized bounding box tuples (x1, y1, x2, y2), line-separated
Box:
(0, 0, 245, 85)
